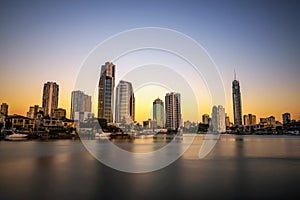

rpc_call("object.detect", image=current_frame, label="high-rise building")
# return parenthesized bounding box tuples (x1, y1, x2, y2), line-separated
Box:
(98, 62, 115, 122)
(85, 95, 92, 112)
(210, 105, 226, 133)
(42, 82, 59, 116)
(115, 80, 135, 123)
(153, 98, 164, 128)
(26, 105, 43, 118)
(0, 103, 8, 116)
(248, 114, 256, 125)
(282, 113, 291, 124)
(70, 90, 92, 120)
(202, 114, 209, 124)
(165, 92, 181, 131)
(243, 114, 257, 126)
(26, 106, 35, 118)
(232, 72, 242, 126)
(243, 114, 249, 126)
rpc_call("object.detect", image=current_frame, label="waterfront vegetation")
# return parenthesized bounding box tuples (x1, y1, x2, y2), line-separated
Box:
(1, 112, 299, 141)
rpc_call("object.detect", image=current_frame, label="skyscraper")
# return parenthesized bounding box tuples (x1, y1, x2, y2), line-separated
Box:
(243, 114, 249, 126)
(42, 82, 59, 116)
(217, 105, 226, 132)
(248, 114, 256, 125)
(243, 113, 256, 126)
(70, 90, 92, 120)
(165, 92, 181, 131)
(85, 95, 92, 113)
(210, 105, 226, 133)
(153, 98, 164, 128)
(98, 62, 115, 122)
(282, 113, 291, 124)
(115, 80, 135, 123)
(232, 72, 242, 126)
(26, 105, 43, 118)
(0, 103, 8, 116)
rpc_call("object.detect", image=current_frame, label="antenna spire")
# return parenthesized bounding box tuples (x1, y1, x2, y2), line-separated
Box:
(234, 69, 237, 80)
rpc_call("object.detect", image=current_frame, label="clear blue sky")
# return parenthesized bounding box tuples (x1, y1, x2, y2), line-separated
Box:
(0, 0, 299, 122)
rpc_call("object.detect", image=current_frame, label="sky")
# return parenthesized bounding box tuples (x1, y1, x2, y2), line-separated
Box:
(0, 0, 299, 123)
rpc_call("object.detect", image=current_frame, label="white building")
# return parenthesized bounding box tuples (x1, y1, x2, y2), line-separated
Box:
(115, 80, 135, 124)
(210, 105, 226, 133)
(70, 90, 92, 120)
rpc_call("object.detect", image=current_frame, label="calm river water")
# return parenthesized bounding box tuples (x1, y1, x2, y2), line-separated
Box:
(0, 135, 299, 200)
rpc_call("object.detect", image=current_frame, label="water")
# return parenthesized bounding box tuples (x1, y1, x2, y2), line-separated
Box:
(0, 135, 299, 200)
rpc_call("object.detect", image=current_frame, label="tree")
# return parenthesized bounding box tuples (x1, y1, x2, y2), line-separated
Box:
(97, 118, 107, 129)
(198, 123, 209, 133)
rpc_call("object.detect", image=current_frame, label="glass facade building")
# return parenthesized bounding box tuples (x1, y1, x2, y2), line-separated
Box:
(232, 76, 242, 126)
(98, 62, 115, 122)
(115, 80, 135, 123)
(153, 98, 164, 128)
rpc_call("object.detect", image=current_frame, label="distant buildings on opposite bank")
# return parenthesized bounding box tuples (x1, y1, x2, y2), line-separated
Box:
(0, 62, 299, 134)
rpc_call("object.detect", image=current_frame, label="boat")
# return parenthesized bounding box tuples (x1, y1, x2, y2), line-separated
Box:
(3, 130, 28, 140)
(133, 130, 156, 139)
(95, 132, 111, 138)
(289, 130, 299, 135)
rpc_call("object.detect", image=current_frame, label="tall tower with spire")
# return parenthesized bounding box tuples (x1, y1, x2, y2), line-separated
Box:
(232, 70, 242, 126)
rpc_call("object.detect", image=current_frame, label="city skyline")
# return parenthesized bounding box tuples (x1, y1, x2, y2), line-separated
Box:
(0, 2, 299, 199)
(0, 74, 299, 124)
(0, 1, 299, 123)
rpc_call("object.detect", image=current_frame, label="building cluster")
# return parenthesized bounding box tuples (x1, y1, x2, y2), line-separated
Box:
(198, 72, 299, 134)
(0, 82, 75, 133)
(0, 64, 299, 135)
(0, 61, 183, 134)
(96, 62, 181, 132)
(210, 105, 226, 133)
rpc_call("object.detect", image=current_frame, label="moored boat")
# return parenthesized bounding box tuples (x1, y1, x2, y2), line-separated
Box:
(3, 130, 28, 140)
(95, 132, 111, 138)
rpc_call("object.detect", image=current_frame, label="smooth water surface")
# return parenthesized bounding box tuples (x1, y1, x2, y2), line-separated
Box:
(0, 135, 299, 200)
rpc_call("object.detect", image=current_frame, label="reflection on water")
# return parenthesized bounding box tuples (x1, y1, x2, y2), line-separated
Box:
(109, 135, 183, 153)
(0, 135, 299, 200)
(82, 135, 190, 173)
